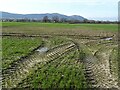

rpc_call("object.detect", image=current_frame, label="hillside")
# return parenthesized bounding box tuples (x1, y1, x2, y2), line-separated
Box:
(1, 11, 86, 21)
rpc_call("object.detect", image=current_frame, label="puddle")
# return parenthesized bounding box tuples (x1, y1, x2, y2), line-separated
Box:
(104, 37, 112, 40)
(102, 37, 112, 40)
(36, 47, 48, 53)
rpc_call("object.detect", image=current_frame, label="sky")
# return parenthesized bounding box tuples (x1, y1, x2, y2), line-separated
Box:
(0, 0, 119, 21)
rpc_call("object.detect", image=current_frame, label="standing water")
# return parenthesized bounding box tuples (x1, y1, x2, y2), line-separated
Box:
(104, 37, 112, 40)
(36, 47, 48, 53)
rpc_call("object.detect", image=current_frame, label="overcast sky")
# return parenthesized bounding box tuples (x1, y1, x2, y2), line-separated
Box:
(0, 0, 119, 21)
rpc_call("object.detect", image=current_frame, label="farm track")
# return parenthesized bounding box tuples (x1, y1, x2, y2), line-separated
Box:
(83, 43, 119, 89)
(94, 47, 119, 89)
(2, 41, 77, 88)
(73, 38, 119, 89)
(2, 33, 115, 40)
(2, 33, 52, 38)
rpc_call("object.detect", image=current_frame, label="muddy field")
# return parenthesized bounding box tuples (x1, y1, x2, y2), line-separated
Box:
(2, 22, 119, 89)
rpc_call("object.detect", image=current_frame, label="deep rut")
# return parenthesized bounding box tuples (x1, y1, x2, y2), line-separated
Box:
(74, 38, 119, 89)
(83, 46, 119, 89)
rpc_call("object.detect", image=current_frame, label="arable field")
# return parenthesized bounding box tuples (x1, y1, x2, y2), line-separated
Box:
(2, 22, 119, 89)
(2, 22, 117, 37)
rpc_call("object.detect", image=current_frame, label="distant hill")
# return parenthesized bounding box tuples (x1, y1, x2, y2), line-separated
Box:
(1, 11, 86, 21)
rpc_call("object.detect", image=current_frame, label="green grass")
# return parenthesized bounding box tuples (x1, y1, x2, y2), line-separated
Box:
(2, 36, 43, 69)
(49, 36, 68, 46)
(2, 22, 117, 32)
(18, 50, 88, 88)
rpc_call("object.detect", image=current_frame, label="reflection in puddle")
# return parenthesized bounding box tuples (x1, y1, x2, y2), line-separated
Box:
(36, 47, 48, 53)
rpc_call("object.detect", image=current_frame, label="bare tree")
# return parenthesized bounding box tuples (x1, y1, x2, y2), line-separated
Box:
(60, 18, 67, 23)
(52, 16, 59, 23)
(43, 16, 49, 22)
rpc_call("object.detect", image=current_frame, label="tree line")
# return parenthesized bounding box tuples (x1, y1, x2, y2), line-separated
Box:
(1, 16, 118, 24)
